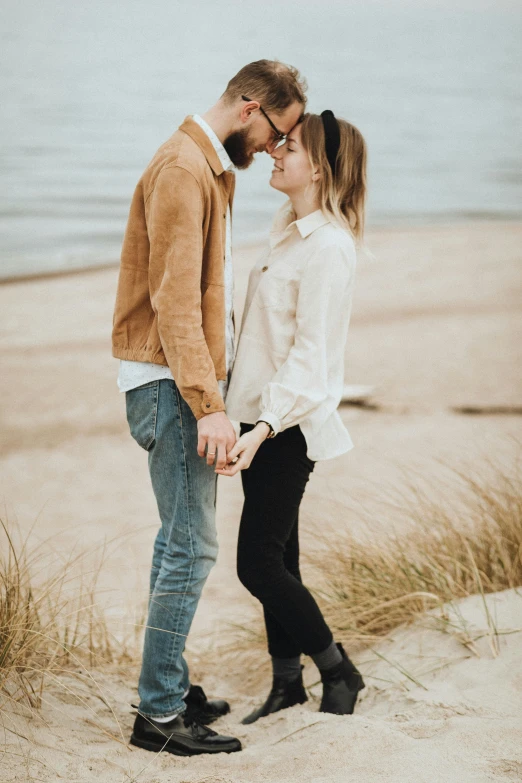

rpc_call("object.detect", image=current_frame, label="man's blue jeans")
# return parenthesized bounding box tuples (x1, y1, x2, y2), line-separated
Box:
(125, 379, 218, 718)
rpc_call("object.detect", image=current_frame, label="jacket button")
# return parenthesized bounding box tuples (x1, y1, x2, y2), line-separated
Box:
(206, 403, 211, 408)
(262, 265, 268, 272)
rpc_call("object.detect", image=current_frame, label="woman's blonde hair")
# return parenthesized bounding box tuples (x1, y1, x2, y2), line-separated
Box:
(299, 113, 367, 242)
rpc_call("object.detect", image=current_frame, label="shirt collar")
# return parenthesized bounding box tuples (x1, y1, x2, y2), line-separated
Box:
(269, 200, 330, 247)
(295, 209, 331, 238)
(192, 114, 234, 173)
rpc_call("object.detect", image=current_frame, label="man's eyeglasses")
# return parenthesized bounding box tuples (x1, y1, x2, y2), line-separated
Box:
(242, 95, 286, 145)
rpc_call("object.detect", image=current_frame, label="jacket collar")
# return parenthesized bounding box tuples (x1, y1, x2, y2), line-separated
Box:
(192, 115, 233, 173)
(179, 116, 228, 177)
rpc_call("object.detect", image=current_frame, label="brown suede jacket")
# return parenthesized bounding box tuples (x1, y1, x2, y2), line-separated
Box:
(112, 117, 235, 419)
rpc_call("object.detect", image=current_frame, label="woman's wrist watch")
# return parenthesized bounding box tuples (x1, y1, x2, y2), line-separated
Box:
(255, 419, 276, 439)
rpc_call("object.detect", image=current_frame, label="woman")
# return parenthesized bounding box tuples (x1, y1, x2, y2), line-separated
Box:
(217, 110, 367, 723)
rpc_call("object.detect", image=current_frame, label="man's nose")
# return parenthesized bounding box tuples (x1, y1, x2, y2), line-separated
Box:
(269, 141, 281, 156)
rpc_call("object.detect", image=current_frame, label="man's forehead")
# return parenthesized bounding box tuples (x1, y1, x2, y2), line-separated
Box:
(282, 121, 299, 136)
(280, 104, 304, 133)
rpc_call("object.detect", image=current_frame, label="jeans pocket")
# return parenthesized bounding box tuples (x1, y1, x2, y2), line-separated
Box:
(125, 381, 159, 451)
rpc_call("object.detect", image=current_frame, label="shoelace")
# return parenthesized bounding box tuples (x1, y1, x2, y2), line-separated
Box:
(182, 713, 218, 737)
(131, 703, 218, 738)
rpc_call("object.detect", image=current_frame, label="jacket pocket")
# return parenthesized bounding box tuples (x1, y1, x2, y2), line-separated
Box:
(125, 381, 159, 451)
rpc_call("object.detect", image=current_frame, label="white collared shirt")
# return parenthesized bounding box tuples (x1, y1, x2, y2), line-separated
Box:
(225, 200, 357, 461)
(117, 114, 235, 399)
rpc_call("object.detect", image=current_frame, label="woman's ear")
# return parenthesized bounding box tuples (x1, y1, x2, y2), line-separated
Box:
(311, 167, 321, 183)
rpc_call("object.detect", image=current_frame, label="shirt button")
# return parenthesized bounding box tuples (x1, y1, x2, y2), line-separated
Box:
(262, 265, 268, 272)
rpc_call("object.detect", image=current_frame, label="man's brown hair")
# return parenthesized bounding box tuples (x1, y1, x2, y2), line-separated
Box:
(222, 59, 307, 114)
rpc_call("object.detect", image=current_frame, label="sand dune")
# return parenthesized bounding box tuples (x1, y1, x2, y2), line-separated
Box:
(3, 590, 521, 782)
(1, 222, 521, 781)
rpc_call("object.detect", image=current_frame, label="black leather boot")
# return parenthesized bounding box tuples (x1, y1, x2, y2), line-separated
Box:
(241, 670, 307, 725)
(130, 711, 241, 756)
(319, 643, 365, 715)
(184, 684, 230, 725)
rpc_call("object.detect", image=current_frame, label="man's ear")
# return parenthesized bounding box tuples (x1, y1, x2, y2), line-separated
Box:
(240, 99, 258, 125)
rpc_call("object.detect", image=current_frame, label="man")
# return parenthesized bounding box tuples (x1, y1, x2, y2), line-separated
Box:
(112, 60, 306, 757)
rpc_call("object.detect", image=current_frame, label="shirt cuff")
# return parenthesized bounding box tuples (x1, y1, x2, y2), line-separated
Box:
(257, 411, 282, 436)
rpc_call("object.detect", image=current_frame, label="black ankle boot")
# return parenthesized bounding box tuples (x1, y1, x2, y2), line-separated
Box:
(319, 643, 365, 715)
(241, 669, 307, 725)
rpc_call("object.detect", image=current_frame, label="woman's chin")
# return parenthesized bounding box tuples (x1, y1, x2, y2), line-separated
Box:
(269, 175, 284, 193)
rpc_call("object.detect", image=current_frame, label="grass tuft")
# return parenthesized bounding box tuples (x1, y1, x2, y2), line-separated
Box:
(216, 457, 522, 689)
(306, 461, 522, 647)
(0, 520, 140, 712)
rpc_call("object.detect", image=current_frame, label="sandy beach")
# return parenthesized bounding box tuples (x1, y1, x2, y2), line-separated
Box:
(1, 221, 522, 782)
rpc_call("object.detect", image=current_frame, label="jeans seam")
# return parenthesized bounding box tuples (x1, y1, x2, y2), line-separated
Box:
(174, 384, 196, 560)
(158, 383, 196, 709)
(140, 381, 159, 450)
(149, 381, 159, 447)
(139, 380, 216, 717)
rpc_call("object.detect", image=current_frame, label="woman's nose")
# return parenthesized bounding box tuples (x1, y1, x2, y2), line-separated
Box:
(270, 143, 281, 158)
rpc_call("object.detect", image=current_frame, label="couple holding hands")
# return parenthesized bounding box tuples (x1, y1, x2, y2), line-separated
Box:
(112, 58, 367, 757)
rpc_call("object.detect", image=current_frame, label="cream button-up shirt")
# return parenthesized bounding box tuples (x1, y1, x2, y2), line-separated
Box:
(225, 200, 357, 462)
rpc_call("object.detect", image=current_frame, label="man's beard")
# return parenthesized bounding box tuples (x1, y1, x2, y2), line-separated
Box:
(224, 128, 256, 170)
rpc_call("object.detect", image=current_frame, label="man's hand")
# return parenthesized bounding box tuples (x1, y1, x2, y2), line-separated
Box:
(197, 411, 237, 470)
(215, 422, 270, 477)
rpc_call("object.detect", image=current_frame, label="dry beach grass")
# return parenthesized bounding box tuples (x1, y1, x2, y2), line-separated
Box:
(0, 521, 142, 712)
(309, 459, 522, 647)
(1, 456, 522, 781)
(205, 456, 522, 691)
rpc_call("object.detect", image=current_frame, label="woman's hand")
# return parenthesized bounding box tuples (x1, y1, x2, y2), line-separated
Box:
(215, 422, 270, 476)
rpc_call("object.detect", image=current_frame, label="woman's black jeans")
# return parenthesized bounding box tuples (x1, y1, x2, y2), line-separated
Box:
(237, 423, 334, 659)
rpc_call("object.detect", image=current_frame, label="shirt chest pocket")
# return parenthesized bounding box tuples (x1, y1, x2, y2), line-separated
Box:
(256, 262, 298, 310)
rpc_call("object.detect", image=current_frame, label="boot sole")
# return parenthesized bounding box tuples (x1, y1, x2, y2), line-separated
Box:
(130, 734, 241, 756)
